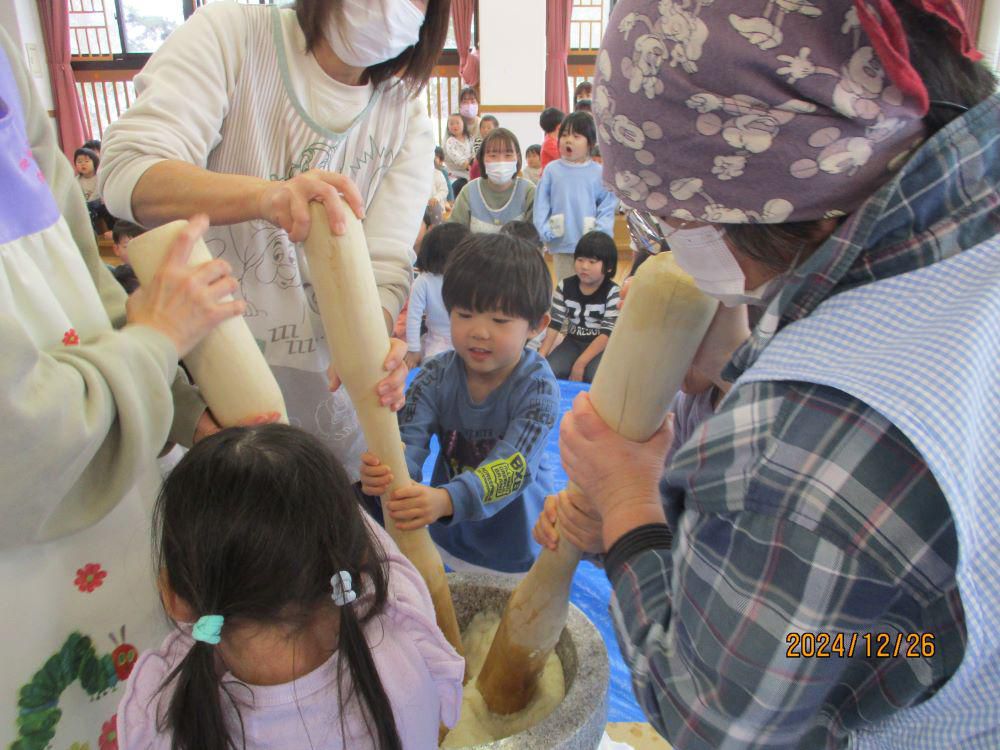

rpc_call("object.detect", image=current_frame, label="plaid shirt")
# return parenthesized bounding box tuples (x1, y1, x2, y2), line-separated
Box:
(606, 93, 1000, 750)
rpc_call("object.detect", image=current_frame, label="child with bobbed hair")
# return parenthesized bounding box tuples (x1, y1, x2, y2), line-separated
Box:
(404, 222, 471, 369)
(116, 424, 463, 750)
(534, 111, 617, 280)
(539, 230, 621, 383)
(448, 128, 535, 233)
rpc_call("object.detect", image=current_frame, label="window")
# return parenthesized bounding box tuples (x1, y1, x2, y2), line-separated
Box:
(68, 0, 121, 57)
(570, 0, 610, 51)
(120, 0, 185, 53)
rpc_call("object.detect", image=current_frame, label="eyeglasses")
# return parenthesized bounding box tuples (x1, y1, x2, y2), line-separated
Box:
(626, 210, 668, 255)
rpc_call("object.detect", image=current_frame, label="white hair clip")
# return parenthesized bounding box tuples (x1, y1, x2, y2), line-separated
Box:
(331, 570, 357, 606)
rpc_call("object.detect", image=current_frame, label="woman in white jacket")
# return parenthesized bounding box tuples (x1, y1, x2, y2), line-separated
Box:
(100, 0, 450, 478)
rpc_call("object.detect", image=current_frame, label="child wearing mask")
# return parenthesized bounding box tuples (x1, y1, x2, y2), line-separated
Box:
(534, 112, 617, 280)
(458, 85, 481, 141)
(448, 128, 535, 233)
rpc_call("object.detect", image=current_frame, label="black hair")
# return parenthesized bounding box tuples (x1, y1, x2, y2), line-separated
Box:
(574, 80, 593, 103)
(480, 114, 499, 129)
(722, 0, 998, 272)
(73, 147, 99, 171)
(558, 111, 597, 149)
(459, 86, 479, 104)
(476, 127, 523, 177)
(154, 424, 401, 750)
(574, 98, 593, 113)
(112, 219, 143, 244)
(448, 112, 469, 138)
(442, 233, 552, 327)
(574, 230, 617, 278)
(418, 222, 470, 274)
(82, 138, 101, 152)
(296, 0, 450, 96)
(500, 220, 543, 251)
(434, 145, 445, 161)
(539, 107, 565, 134)
(525, 144, 541, 157)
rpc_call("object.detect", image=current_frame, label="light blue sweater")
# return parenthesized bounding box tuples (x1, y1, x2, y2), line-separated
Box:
(398, 350, 560, 572)
(533, 159, 618, 254)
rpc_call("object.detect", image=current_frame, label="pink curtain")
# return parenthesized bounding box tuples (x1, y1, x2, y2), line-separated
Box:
(956, 0, 984, 41)
(461, 47, 480, 87)
(452, 0, 475, 81)
(545, 0, 572, 111)
(37, 0, 86, 159)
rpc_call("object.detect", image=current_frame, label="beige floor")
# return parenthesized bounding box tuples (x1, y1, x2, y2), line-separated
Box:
(606, 722, 672, 749)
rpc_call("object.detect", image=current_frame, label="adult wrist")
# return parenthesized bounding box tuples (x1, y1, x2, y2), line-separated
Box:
(601, 499, 667, 551)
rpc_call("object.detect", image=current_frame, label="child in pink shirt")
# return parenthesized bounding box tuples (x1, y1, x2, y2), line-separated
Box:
(117, 424, 463, 750)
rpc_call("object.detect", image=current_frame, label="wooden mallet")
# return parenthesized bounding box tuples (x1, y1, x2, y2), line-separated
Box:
(128, 220, 288, 427)
(302, 199, 463, 655)
(476, 252, 717, 714)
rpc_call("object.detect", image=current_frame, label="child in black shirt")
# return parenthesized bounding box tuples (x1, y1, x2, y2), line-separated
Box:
(539, 231, 621, 382)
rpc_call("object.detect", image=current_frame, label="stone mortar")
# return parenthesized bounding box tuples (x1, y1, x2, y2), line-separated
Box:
(446, 572, 610, 750)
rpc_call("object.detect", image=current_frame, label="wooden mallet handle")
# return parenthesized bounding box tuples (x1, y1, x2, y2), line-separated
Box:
(301, 200, 463, 655)
(128, 220, 288, 427)
(476, 252, 717, 714)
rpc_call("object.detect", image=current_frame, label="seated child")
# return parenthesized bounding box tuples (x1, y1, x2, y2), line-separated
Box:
(499, 220, 547, 352)
(404, 222, 470, 369)
(361, 233, 559, 574)
(534, 111, 618, 281)
(539, 231, 621, 383)
(434, 145, 454, 202)
(500, 219, 543, 252)
(448, 128, 535, 233)
(523, 144, 542, 184)
(443, 112, 474, 198)
(468, 114, 499, 181)
(74, 147, 100, 201)
(117, 424, 463, 750)
(75, 146, 115, 234)
(109, 219, 143, 294)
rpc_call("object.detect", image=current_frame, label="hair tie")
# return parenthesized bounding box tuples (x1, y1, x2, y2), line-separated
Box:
(192, 614, 224, 645)
(331, 571, 357, 606)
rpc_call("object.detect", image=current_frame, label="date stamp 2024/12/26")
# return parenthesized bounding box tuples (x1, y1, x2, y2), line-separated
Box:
(786, 632, 936, 659)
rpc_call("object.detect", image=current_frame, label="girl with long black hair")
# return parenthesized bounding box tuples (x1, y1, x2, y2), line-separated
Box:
(116, 424, 463, 749)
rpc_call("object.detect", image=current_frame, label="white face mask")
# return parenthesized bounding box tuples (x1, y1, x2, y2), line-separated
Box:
(326, 0, 425, 69)
(660, 222, 783, 307)
(460, 102, 479, 118)
(485, 160, 517, 185)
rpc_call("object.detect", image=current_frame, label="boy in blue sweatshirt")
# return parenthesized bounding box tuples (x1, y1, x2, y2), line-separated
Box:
(534, 111, 619, 281)
(360, 233, 559, 573)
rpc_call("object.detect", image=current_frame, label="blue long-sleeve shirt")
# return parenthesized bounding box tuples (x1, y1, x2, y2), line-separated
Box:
(398, 350, 560, 572)
(533, 159, 618, 254)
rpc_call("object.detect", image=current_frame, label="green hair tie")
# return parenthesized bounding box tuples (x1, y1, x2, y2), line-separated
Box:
(192, 615, 224, 645)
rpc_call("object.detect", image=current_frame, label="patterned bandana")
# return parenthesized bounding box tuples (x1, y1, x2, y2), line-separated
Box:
(595, 0, 978, 223)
